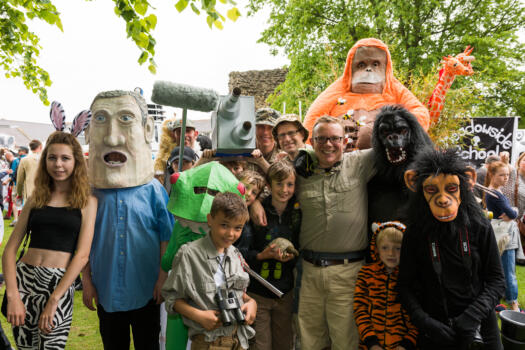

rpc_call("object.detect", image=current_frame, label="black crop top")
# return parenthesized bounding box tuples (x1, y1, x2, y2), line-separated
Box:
(27, 206, 82, 254)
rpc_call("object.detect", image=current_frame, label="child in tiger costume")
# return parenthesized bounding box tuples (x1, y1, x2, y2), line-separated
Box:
(353, 221, 417, 350)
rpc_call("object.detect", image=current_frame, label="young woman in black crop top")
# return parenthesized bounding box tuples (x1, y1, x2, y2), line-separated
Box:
(2, 131, 97, 349)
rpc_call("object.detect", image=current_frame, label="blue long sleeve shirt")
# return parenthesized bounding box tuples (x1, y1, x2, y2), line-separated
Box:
(89, 180, 174, 312)
(486, 190, 518, 220)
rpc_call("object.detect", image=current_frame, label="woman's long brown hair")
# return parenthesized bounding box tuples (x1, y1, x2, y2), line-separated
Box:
(33, 131, 90, 209)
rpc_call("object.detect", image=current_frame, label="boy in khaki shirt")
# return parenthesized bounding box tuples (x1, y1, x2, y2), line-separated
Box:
(162, 192, 257, 349)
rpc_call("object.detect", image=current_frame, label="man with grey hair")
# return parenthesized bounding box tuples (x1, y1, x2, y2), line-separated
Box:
(82, 90, 174, 350)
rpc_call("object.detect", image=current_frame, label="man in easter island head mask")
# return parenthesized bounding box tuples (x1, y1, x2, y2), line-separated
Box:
(82, 90, 174, 350)
(87, 90, 155, 188)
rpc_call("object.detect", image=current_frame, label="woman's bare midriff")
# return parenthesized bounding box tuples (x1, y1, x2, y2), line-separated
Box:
(20, 248, 71, 269)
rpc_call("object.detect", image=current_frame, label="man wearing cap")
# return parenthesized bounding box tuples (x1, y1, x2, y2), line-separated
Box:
(154, 118, 202, 185)
(171, 118, 201, 157)
(163, 146, 198, 194)
(272, 114, 310, 161)
(255, 108, 281, 164)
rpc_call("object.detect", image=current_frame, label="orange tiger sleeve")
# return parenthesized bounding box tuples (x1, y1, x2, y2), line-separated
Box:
(354, 265, 379, 346)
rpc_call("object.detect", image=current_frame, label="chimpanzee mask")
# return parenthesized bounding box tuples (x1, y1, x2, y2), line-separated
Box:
(405, 169, 476, 222)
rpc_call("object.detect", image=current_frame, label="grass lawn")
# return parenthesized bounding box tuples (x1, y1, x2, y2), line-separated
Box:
(0, 218, 523, 349)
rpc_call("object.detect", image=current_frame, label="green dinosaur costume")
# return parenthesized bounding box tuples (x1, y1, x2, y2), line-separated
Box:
(162, 162, 245, 350)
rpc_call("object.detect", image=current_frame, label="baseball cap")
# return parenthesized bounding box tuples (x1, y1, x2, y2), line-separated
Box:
(167, 146, 198, 167)
(167, 118, 196, 131)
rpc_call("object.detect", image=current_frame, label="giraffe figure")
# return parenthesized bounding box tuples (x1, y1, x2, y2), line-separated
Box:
(428, 46, 475, 125)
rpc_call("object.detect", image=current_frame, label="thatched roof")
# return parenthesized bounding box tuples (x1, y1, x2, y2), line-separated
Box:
(228, 68, 288, 109)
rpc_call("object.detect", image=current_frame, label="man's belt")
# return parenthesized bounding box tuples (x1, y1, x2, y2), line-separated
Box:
(302, 249, 365, 267)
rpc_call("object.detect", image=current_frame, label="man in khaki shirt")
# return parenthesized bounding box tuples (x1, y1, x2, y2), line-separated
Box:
(16, 140, 42, 201)
(296, 116, 375, 350)
(250, 116, 375, 349)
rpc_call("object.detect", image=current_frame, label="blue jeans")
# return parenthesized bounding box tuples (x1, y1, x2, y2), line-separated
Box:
(501, 249, 518, 303)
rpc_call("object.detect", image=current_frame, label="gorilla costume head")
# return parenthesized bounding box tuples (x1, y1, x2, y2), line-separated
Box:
(372, 105, 433, 184)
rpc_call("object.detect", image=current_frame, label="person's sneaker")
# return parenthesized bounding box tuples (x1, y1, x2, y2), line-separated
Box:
(0, 274, 4, 285)
(9, 220, 17, 227)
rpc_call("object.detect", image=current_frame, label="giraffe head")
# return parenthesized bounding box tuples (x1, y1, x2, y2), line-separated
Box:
(441, 46, 475, 76)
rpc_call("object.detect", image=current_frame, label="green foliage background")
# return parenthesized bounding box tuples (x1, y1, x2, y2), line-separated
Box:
(248, 0, 525, 142)
(0, 0, 240, 106)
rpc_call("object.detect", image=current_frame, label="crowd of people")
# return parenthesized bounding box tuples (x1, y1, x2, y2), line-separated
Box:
(0, 87, 521, 350)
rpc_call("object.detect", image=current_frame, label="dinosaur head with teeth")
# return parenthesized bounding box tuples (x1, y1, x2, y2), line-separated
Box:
(87, 90, 154, 188)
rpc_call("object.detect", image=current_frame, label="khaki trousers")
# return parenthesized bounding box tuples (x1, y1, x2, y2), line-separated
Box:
(249, 291, 294, 350)
(298, 259, 363, 350)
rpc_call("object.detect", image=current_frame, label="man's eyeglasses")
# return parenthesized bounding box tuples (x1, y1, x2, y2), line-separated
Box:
(314, 136, 344, 144)
(277, 129, 300, 140)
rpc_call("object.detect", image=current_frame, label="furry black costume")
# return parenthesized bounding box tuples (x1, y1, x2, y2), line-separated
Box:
(368, 105, 433, 224)
(398, 148, 504, 350)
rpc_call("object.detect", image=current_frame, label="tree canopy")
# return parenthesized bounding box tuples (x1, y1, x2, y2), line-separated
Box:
(247, 0, 525, 132)
(0, 0, 240, 105)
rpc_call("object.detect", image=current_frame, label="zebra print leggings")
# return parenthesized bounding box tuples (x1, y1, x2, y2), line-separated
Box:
(13, 262, 75, 350)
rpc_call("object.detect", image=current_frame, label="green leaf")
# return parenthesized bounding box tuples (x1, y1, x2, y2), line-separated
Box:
(135, 32, 150, 48)
(175, 0, 189, 12)
(213, 19, 223, 30)
(138, 51, 148, 64)
(134, 1, 148, 16)
(218, 0, 226, 3)
(226, 7, 240, 22)
(206, 15, 214, 28)
(190, 3, 200, 15)
(148, 64, 157, 74)
(55, 17, 63, 31)
(145, 14, 157, 30)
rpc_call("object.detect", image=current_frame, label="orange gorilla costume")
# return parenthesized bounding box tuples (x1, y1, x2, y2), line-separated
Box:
(303, 38, 430, 149)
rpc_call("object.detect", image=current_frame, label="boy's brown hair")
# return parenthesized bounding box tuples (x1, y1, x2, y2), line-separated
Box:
(219, 159, 246, 172)
(376, 227, 404, 247)
(210, 192, 249, 222)
(237, 170, 265, 193)
(266, 160, 296, 184)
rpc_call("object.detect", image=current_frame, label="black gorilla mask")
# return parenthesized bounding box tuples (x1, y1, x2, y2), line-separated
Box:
(378, 115, 411, 164)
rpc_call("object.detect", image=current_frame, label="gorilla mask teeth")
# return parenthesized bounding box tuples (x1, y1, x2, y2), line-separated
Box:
(386, 147, 407, 164)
